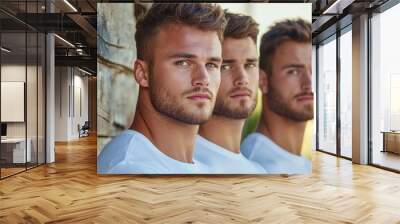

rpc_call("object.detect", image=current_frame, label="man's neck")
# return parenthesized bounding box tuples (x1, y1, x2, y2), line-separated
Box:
(199, 115, 244, 154)
(130, 94, 198, 163)
(257, 109, 306, 156)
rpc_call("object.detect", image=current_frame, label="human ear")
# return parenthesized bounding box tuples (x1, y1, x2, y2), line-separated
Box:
(133, 59, 150, 87)
(259, 69, 268, 94)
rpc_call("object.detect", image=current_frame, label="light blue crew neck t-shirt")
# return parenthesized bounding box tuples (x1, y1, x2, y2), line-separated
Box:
(194, 135, 266, 174)
(241, 132, 312, 174)
(97, 130, 209, 174)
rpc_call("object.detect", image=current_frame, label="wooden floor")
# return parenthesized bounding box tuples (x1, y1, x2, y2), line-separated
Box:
(1, 163, 45, 178)
(1, 167, 26, 178)
(1, 135, 400, 223)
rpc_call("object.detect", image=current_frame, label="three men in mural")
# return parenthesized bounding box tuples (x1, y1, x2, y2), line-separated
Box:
(98, 3, 313, 174)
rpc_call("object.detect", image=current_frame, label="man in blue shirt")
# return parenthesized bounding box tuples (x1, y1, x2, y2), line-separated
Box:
(195, 12, 265, 174)
(241, 19, 313, 174)
(98, 3, 226, 174)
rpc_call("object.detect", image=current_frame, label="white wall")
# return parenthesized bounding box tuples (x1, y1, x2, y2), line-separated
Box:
(1, 65, 26, 130)
(55, 66, 69, 141)
(1, 65, 26, 141)
(72, 72, 89, 138)
(54, 67, 89, 141)
(1, 63, 46, 164)
(1, 65, 37, 138)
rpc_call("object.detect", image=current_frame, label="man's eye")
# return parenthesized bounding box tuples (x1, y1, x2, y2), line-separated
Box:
(175, 60, 190, 67)
(245, 63, 256, 69)
(288, 69, 299, 75)
(206, 63, 219, 69)
(221, 64, 231, 70)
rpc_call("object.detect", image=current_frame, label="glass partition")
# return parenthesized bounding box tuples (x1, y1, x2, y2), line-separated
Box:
(0, 1, 46, 179)
(1, 30, 28, 177)
(27, 31, 38, 169)
(371, 3, 400, 171)
(38, 32, 45, 165)
(317, 35, 337, 155)
(339, 27, 352, 158)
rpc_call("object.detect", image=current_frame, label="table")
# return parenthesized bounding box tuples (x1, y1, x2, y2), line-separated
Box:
(1, 138, 31, 163)
(381, 131, 400, 154)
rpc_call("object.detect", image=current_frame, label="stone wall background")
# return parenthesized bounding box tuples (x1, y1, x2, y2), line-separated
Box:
(97, 3, 149, 154)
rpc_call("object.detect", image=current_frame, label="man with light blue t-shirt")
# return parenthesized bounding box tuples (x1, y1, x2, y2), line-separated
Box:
(97, 3, 227, 174)
(241, 19, 313, 174)
(195, 12, 265, 174)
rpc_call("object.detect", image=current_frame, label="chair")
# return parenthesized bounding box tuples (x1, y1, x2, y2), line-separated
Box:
(79, 121, 90, 138)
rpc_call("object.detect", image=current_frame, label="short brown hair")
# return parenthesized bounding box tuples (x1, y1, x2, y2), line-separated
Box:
(135, 3, 227, 61)
(259, 19, 311, 74)
(224, 11, 259, 44)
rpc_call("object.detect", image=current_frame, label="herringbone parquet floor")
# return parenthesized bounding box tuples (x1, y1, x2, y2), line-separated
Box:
(1, 135, 400, 223)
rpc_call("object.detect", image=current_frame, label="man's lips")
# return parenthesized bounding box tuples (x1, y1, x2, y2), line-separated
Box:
(295, 94, 314, 102)
(230, 88, 252, 98)
(187, 93, 211, 100)
(230, 91, 251, 98)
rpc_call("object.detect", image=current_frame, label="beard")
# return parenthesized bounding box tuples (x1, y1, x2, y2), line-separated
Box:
(213, 87, 257, 119)
(267, 84, 314, 122)
(148, 72, 213, 125)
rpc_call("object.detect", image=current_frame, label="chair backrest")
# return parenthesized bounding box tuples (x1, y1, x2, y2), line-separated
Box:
(82, 121, 90, 129)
